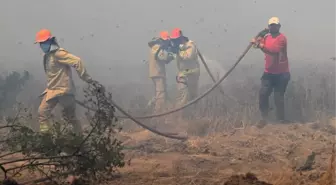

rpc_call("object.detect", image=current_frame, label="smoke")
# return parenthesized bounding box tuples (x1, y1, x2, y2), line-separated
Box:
(199, 55, 226, 86)
(0, 0, 334, 93)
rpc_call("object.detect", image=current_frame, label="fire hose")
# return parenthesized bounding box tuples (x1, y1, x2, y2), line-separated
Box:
(197, 49, 226, 95)
(74, 29, 266, 139)
(98, 30, 264, 118)
(75, 99, 186, 140)
(9, 30, 265, 185)
(77, 47, 243, 120)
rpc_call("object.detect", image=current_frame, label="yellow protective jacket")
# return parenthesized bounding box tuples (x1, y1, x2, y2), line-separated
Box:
(41, 48, 92, 101)
(148, 44, 167, 78)
(176, 40, 200, 73)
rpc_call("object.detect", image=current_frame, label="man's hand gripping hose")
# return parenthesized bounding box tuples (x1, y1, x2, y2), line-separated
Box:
(91, 29, 266, 119)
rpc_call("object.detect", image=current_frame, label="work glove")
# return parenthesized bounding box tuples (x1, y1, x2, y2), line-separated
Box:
(86, 78, 94, 84)
(176, 70, 189, 85)
(179, 44, 190, 51)
(251, 38, 264, 49)
(250, 38, 258, 48)
(178, 70, 189, 77)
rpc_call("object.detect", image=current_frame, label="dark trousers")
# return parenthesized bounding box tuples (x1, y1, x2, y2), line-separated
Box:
(259, 72, 290, 120)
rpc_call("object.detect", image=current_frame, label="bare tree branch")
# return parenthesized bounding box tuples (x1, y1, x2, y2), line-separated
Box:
(0, 79, 124, 184)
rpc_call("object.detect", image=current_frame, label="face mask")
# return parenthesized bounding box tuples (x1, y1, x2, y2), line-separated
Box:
(39, 39, 53, 53)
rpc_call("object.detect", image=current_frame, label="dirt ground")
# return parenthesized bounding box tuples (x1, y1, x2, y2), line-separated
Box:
(2, 119, 335, 185)
(106, 119, 335, 185)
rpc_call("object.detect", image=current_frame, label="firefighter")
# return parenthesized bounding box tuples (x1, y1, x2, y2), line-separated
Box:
(251, 17, 291, 124)
(35, 29, 93, 134)
(170, 28, 200, 115)
(147, 31, 175, 113)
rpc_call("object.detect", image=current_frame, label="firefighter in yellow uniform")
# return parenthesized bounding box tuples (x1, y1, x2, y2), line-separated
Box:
(170, 28, 200, 112)
(147, 31, 175, 113)
(35, 29, 93, 134)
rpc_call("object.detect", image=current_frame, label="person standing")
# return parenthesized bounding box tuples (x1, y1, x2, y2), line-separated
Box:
(147, 31, 174, 113)
(170, 28, 200, 116)
(35, 29, 93, 134)
(251, 17, 291, 124)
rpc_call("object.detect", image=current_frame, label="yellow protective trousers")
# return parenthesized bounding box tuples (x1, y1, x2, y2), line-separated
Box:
(175, 68, 200, 118)
(38, 94, 82, 134)
(151, 77, 167, 113)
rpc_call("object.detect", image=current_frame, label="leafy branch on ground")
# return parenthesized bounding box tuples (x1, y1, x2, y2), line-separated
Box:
(0, 80, 125, 184)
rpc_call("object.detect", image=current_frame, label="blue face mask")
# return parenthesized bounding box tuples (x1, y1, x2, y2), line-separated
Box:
(39, 39, 53, 53)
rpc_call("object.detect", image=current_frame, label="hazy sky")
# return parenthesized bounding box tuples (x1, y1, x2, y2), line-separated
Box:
(0, 0, 335, 84)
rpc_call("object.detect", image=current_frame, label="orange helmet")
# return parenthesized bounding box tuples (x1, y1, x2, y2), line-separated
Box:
(35, 29, 52, 43)
(160, 31, 169, 40)
(170, 28, 182, 39)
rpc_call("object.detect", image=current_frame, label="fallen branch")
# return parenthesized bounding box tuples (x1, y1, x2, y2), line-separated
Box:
(0, 155, 78, 166)
(6, 162, 60, 172)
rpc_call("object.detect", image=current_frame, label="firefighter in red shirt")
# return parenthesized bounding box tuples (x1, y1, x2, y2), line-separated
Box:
(251, 17, 291, 124)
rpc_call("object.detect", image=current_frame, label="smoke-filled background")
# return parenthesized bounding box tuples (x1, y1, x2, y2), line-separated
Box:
(1, 0, 335, 81)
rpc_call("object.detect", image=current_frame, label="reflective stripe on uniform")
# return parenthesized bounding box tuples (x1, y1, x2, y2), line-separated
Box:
(178, 68, 200, 77)
(176, 68, 200, 86)
(40, 123, 49, 133)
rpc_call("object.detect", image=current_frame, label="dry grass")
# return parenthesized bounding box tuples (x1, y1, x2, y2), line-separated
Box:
(103, 121, 335, 185)
(316, 144, 335, 185)
(106, 62, 335, 185)
(1, 61, 335, 184)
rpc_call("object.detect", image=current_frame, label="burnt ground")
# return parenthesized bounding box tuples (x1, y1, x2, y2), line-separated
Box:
(106, 118, 335, 185)
(1, 119, 335, 185)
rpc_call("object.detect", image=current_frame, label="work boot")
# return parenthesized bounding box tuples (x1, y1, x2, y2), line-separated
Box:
(256, 111, 269, 128)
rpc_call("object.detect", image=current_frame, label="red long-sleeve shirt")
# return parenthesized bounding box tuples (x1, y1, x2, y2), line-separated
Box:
(260, 33, 289, 74)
